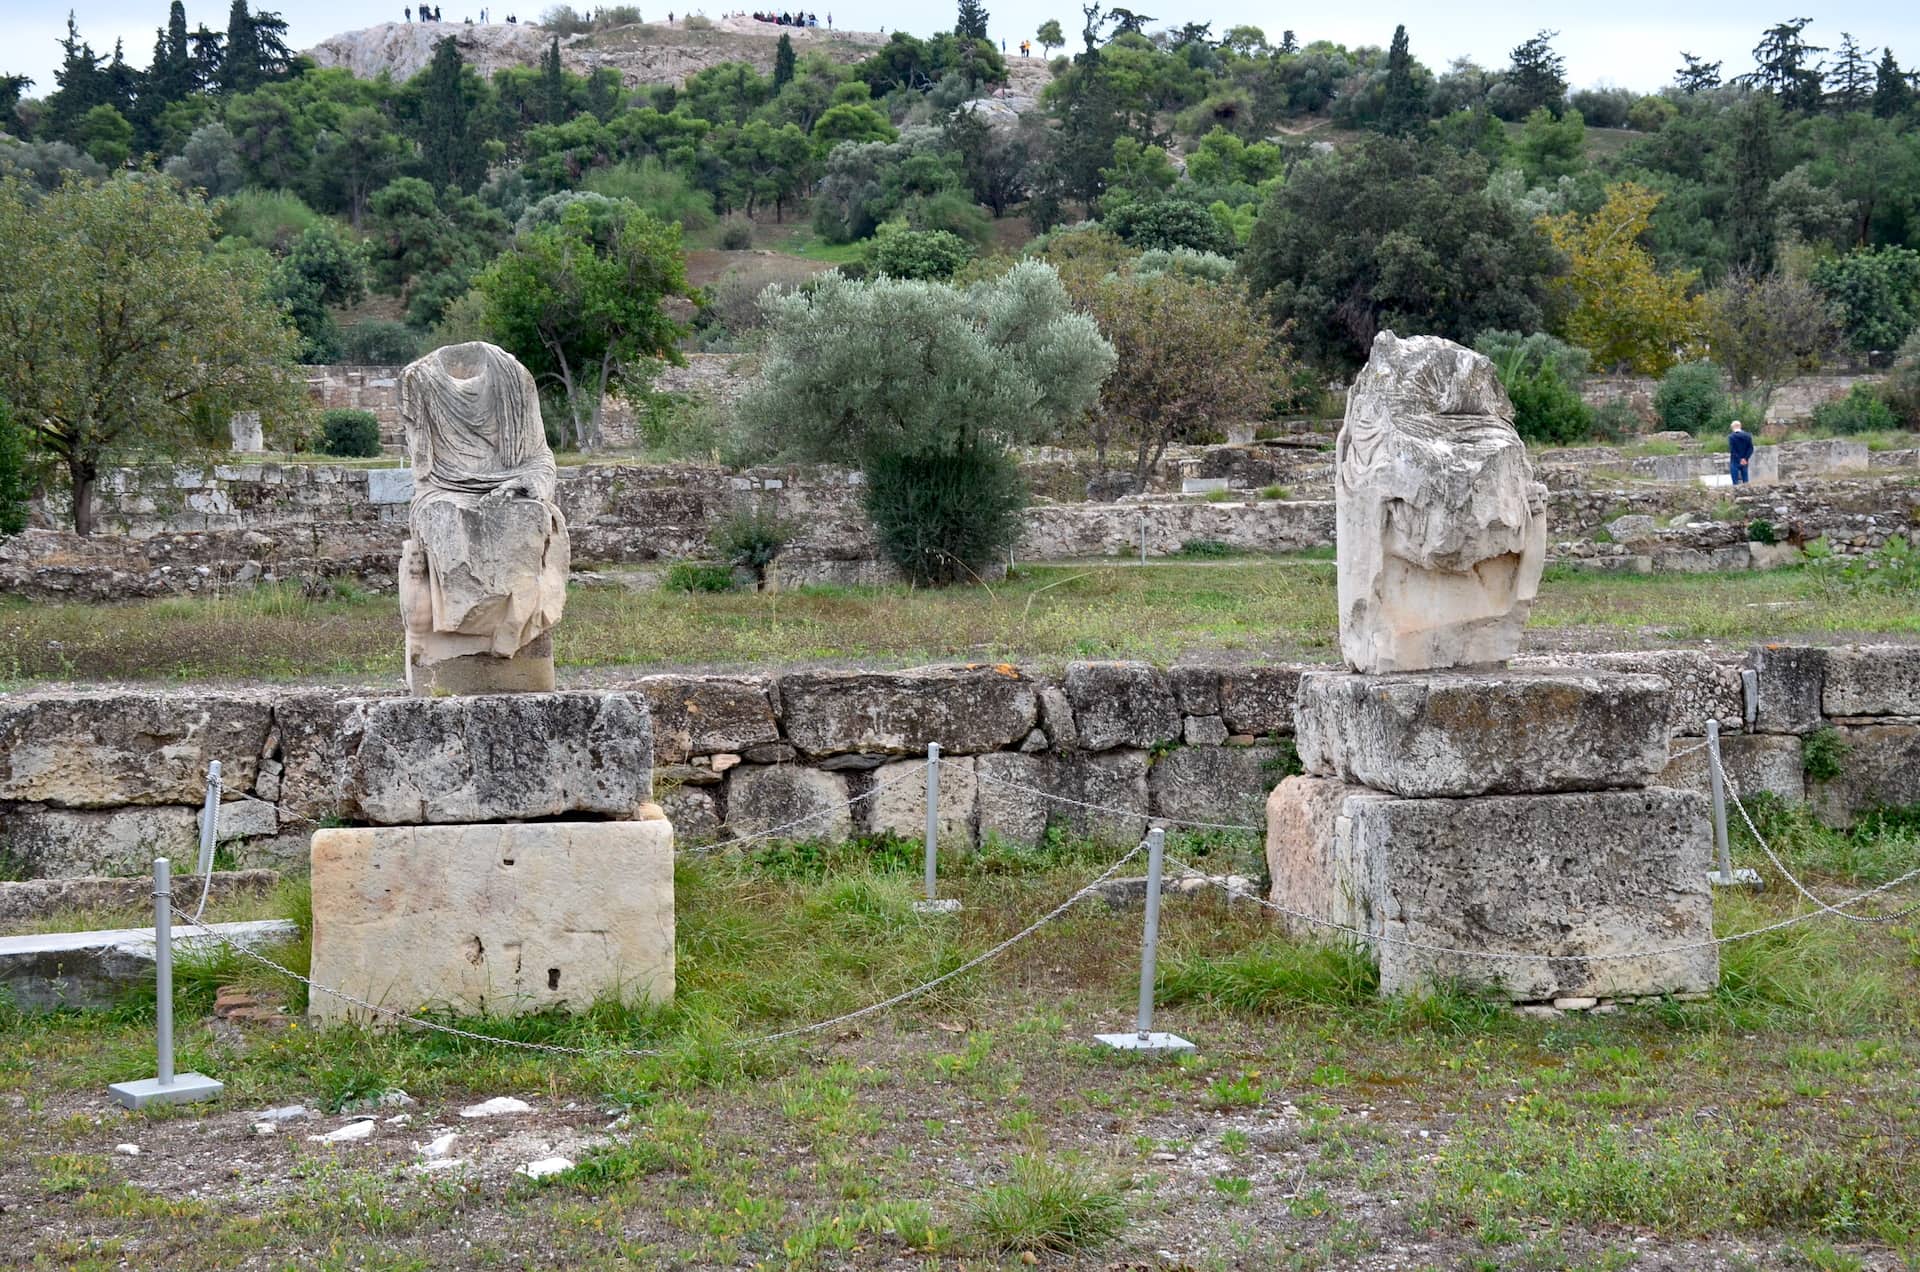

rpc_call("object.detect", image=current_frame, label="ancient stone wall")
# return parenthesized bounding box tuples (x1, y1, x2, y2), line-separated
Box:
(1582, 372, 1884, 424)
(1, 645, 1911, 882)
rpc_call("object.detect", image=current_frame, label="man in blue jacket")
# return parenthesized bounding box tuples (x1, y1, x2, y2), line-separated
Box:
(1728, 419, 1754, 485)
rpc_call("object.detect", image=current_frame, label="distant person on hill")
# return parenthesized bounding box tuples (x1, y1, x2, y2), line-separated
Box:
(1729, 419, 1754, 485)
(404, 6, 412, 18)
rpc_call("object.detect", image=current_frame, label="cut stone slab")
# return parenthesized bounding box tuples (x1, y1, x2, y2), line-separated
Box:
(777, 666, 1038, 758)
(1148, 745, 1286, 829)
(976, 750, 1150, 847)
(1064, 662, 1180, 751)
(636, 674, 778, 764)
(1265, 779, 1716, 1001)
(307, 821, 674, 1024)
(1218, 666, 1303, 737)
(1513, 649, 1742, 737)
(0, 806, 198, 879)
(0, 691, 273, 808)
(1749, 644, 1826, 734)
(0, 919, 298, 1011)
(338, 692, 653, 824)
(867, 755, 976, 847)
(723, 765, 851, 843)
(1821, 645, 1920, 718)
(0, 870, 277, 935)
(1294, 669, 1672, 797)
(204, 797, 279, 843)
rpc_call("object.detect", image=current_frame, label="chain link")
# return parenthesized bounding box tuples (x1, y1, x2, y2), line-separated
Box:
(673, 761, 928, 857)
(972, 769, 1263, 834)
(172, 839, 1145, 1059)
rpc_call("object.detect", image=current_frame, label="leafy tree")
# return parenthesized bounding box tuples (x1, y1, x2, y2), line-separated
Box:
(867, 221, 973, 280)
(475, 198, 694, 449)
(1377, 25, 1426, 136)
(1812, 246, 1920, 353)
(0, 398, 28, 536)
(1746, 18, 1825, 113)
(1705, 266, 1839, 408)
(46, 13, 109, 140)
(0, 74, 30, 133)
(219, 0, 291, 96)
(365, 176, 511, 324)
(1108, 8, 1151, 37)
(1540, 181, 1706, 375)
(956, 0, 990, 41)
(1676, 52, 1722, 94)
(162, 121, 245, 195)
(1037, 19, 1064, 57)
(1072, 269, 1285, 491)
(1242, 135, 1557, 370)
(1103, 194, 1235, 255)
(1501, 30, 1566, 119)
(75, 104, 134, 168)
(1513, 106, 1584, 185)
(945, 107, 1032, 216)
(737, 264, 1113, 584)
(1654, 361, 1732, 434)
(310, 107, 409, 228)
(0, 174, 303, 534)
(270, 224, 370, 360)
(773, 34, 797, 90)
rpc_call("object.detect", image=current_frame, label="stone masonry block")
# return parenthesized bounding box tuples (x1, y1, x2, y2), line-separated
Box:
(0, 806, 197, 879)
(1821, 645, 1920, 719)
(1750, 644, 1826, 734)
(1065, 662, 1179, 752)
(636, 675, 778, 764)
(308, 820, 674, 1023)
(724, 765, 851, 843)
(1218, 666, 1303, 737)
(1810, 725, 1920, 828)
(778, 666, 1037, 758)
(868, 755, 976, 847)
(340, 693, 653, 825)
(1514, 649, 1741, 735)
(1658, 734, 1806, 804)
(1149, 745, 1284, 830)
(975, 750, 1150, 847)
(1294, 670, 1671, 797)
(1268, 782, 1716, 1001)
(0, 692, 273, 808)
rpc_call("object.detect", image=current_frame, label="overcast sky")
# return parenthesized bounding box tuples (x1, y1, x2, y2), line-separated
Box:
(6, 0, 1919, 108)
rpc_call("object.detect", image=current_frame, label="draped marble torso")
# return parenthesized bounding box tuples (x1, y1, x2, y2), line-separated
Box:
(398, 342, 569, 691)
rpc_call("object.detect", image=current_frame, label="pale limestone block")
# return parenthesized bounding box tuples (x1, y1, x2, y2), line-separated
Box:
(1335, 332, 1546, 673)
(307, 821, 674, 1024)
(867, 756, 976, 847)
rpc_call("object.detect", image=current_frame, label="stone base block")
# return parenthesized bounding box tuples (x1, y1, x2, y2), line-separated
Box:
(1295, 669, 1673, 797)
(412, 645, 556, 696)
(308, 820, 673, 1024)
(1265, 778, 1716, 1001)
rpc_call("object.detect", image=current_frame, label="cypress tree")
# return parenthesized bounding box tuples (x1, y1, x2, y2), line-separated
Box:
(415, 36, 487, 192)
(956, 0, 989, 42)
(1873, 49, 1913, 118)
(539, 35, 566, 123)
(773, 33, 796, 90)
(1729, 97, 1777, 271)
(1378, 25, 1424, 135)
(222, 0, 260, 94)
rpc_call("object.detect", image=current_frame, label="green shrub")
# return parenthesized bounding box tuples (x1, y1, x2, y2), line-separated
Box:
(1588, 400, 1642, 443)
(717, 214, 754, 250)
(866, 223, 973, 282)
(1748, 518, 1778, 545)
(864, 444, 1027, 586)
(712, 504, 793, 586)
(585, 159, 717, 232)
(1177, 538, 1236, 558)
(1803, 727, 1848, 783)
(1883, 330, 1920, 427)
(0, 399, 29, 536)
(317, 409, 382, 458)
(663, 561, 736, 593)
(1809, 384, 1899, 436)
(336, 320, 423, 365)
(1494, 351, 1594, 444)
(1654, 361, 1731, 434)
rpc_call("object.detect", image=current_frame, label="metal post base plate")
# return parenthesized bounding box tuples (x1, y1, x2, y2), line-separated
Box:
(108, 1073, 225, 1110)
(912, 899, 963, 915)
(1095, 1031, 1194, 1054)
(1707, 868, 1764, 888)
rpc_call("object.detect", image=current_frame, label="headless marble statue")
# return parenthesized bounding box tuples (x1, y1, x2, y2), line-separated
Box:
(398, 341, 569, 695)
(1335, 332, 1546, 674)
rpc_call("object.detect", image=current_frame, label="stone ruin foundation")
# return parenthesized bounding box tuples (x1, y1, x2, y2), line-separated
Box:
(1267, 333, 1716, 1003)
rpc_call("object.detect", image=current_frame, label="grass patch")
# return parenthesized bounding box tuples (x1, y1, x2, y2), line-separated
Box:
(965, 1154, 1128, 1255)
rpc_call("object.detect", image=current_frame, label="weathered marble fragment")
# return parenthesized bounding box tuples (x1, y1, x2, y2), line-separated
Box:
(1335, 332, 1546, 673)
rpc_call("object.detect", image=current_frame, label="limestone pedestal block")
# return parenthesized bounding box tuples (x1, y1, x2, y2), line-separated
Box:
(1265, 778, 1716, 1001)
(1294, 669, 1672, 797)
(308, 820, 674, 1024)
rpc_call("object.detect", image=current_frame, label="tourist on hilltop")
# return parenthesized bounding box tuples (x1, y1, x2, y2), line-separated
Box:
(404, 6, 411, 18)
(1728, 419, 1754, 485)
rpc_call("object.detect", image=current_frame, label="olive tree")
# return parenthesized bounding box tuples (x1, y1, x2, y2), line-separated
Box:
(0, 174, 304, 534)
(737, 262, 1114, 583)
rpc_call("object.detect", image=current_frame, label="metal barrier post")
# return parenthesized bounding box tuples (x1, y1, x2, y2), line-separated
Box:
(1741, 669, 1758, 730)
(913, 743, 960, 914)
(1096, 827, 1193, 1053)
(108, 859, 225, 1109)
(1138, 514, 1147, 566)
(1705, 720, 1761, 889)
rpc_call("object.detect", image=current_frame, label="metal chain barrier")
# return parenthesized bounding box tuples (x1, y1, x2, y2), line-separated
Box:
(1712, 748, 1920, 925)
(171, 838, 1145, 1059)
(971, 768, 1264, 834)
